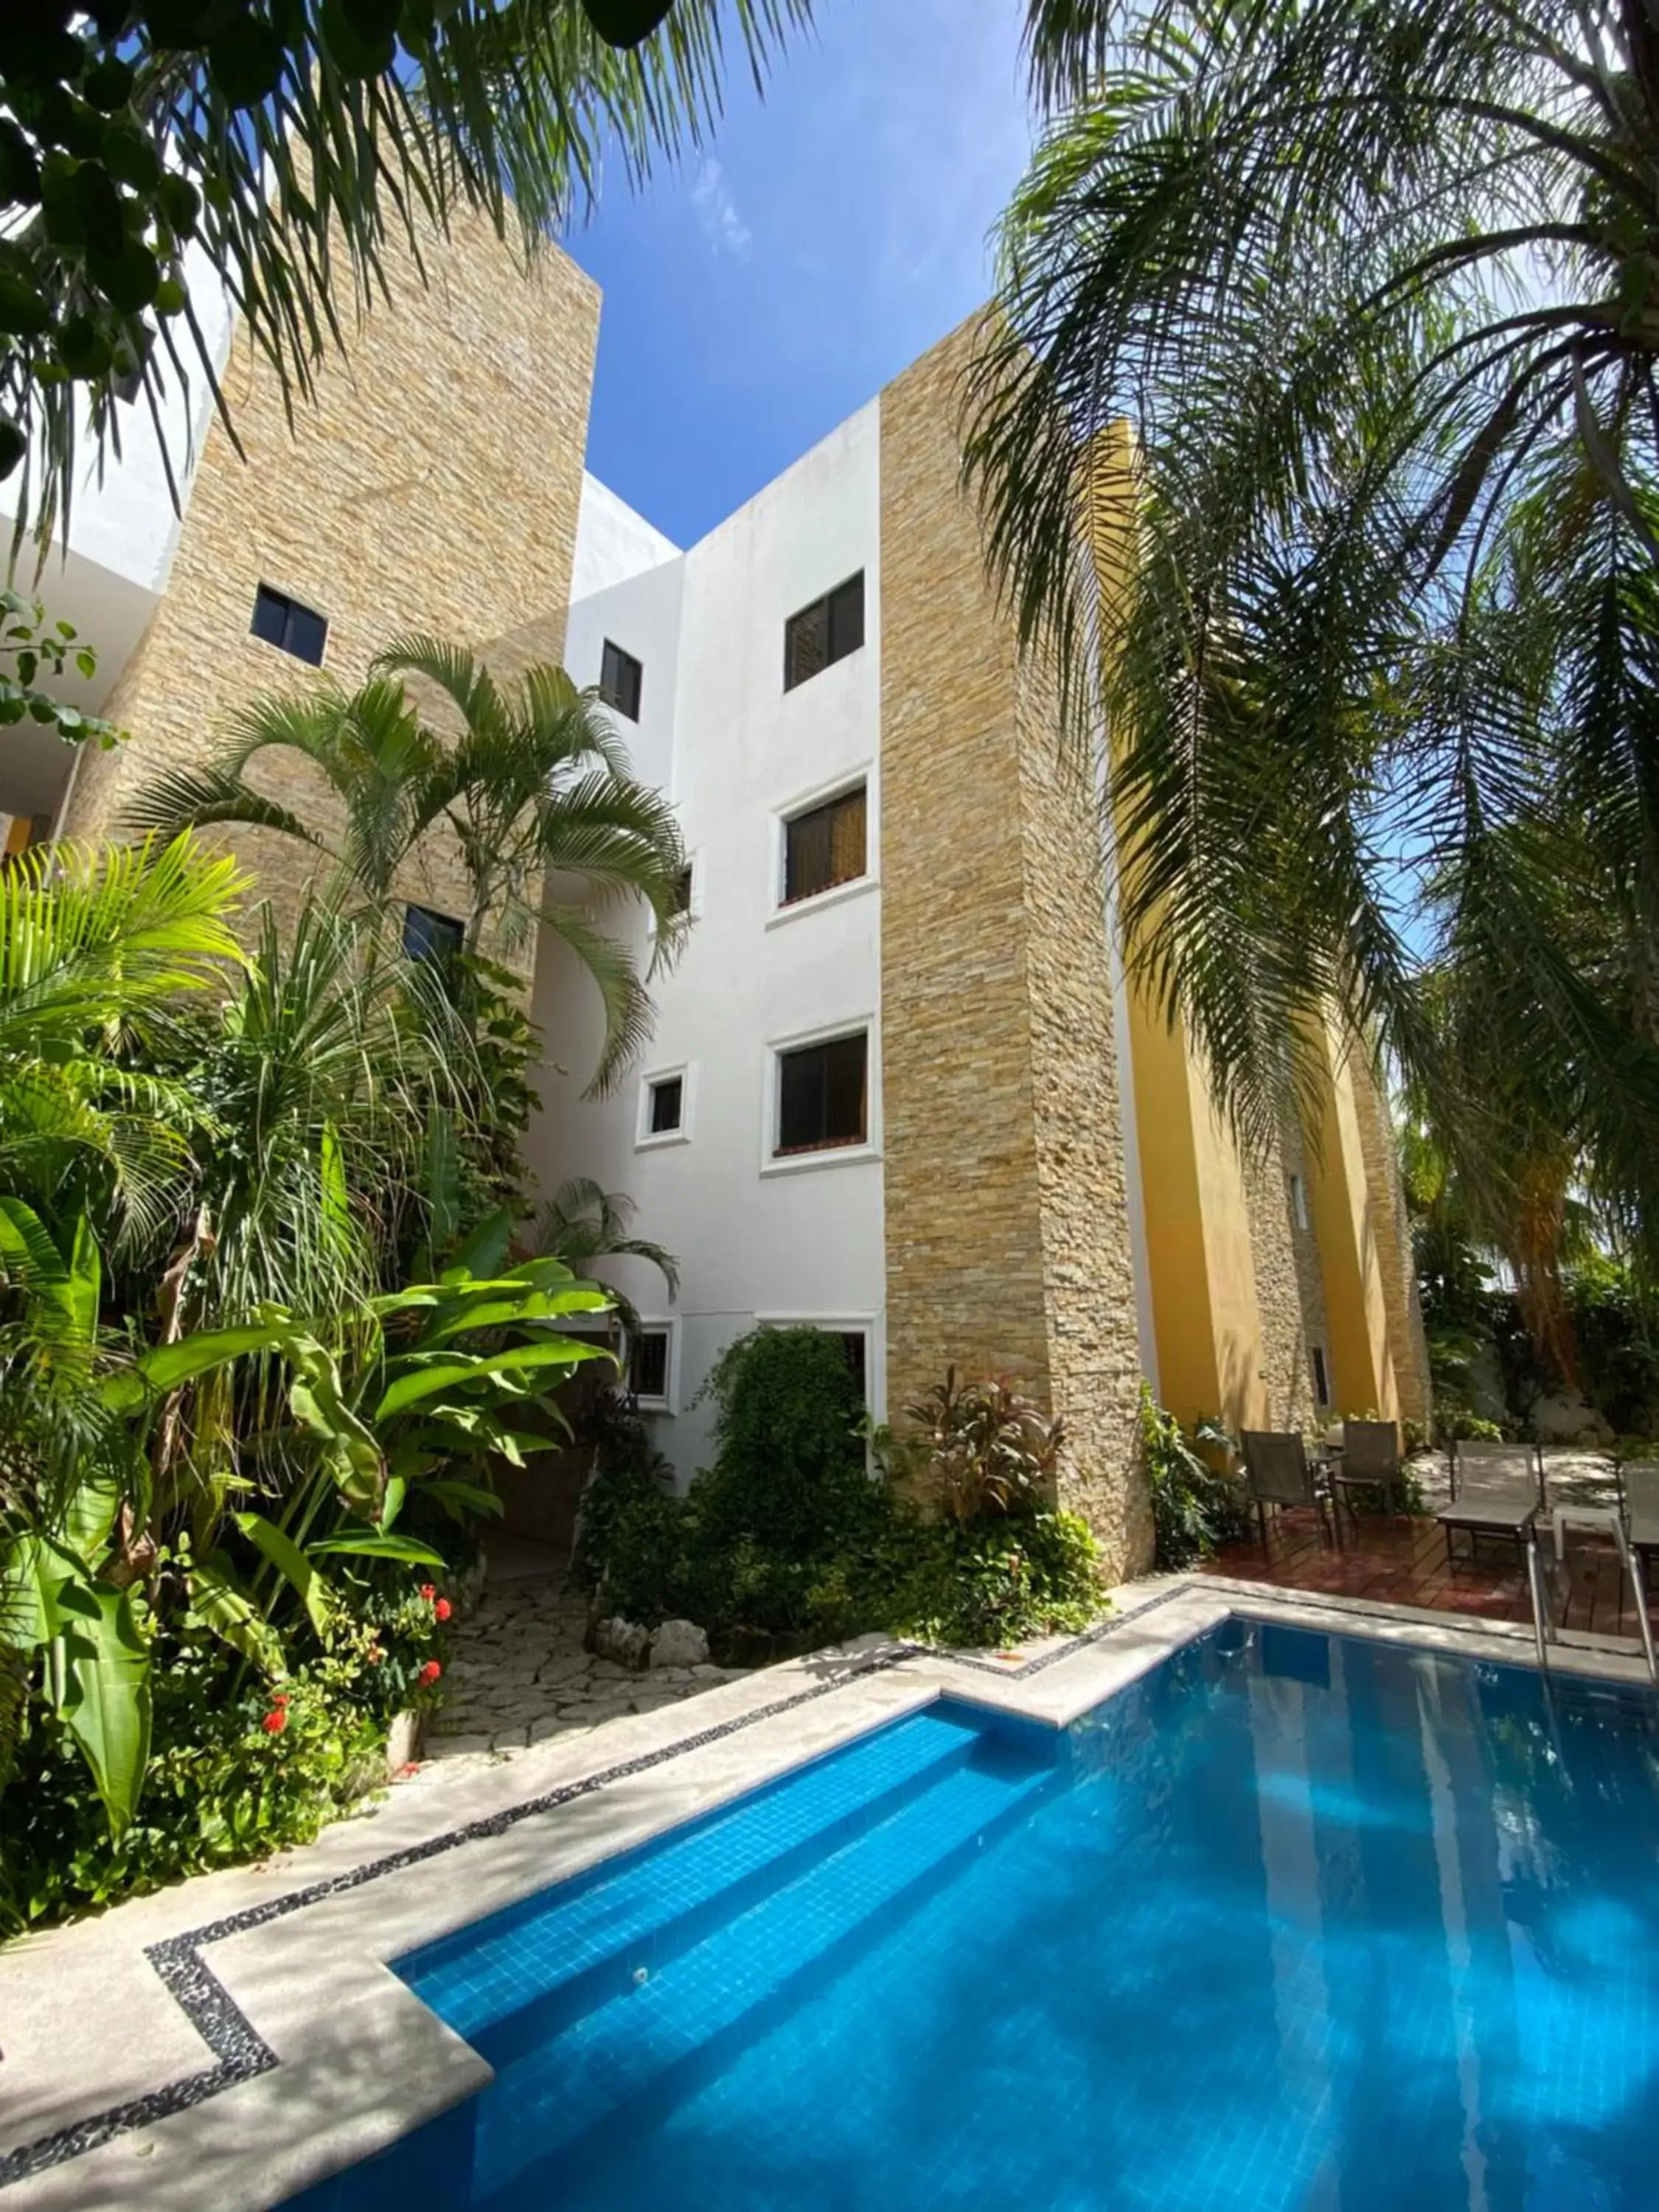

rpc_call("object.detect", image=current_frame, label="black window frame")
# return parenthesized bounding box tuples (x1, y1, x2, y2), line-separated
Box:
(629, 1326, 671, 1405)
(670, 863, 695, 919)
(599, 639, 644, 722)
(646, 1073, 685, 1138)
(782, 782, 867, 907)
(776, 1029, 869, 1157)
(251, 583, 327, 667)
(784, 571, 865, 692)
(1310, 1344, 1331, 1408)
(837, 1329, 869, 1404)
(403, 904, 465, 965)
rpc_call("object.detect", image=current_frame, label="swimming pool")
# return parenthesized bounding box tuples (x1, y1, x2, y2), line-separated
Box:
(306, 1619, 1659, 2210)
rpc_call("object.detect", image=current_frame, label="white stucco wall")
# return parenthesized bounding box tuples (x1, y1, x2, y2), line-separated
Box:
(526, 406, 886, 1486)
(567, 472, 681, 602)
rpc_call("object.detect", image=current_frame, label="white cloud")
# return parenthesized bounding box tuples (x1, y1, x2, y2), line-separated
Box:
(690, 159, 753, 260)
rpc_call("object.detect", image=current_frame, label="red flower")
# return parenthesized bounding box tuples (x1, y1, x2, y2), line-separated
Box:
(262, 1708, 288, 1735)
(419, 1659, 442, 1686)
(420, 1584, 437, 1602)
(433, 1597, 452, 1622)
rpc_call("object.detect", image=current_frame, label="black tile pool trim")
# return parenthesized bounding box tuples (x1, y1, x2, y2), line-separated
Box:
(0, 1585, 1197, 2191)
(13, 1579, 1587, 2192)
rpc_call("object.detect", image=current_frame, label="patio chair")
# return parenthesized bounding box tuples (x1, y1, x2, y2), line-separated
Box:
(1437, 1439, 1543, 1566)
(1241, 1430, 1332, 1548)
(1619, 1461, 1659, 1598)
(1328, 1419, 1406, 1521)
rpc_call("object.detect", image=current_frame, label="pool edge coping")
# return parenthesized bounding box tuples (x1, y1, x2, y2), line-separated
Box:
(1, 1575, 1651, 2209)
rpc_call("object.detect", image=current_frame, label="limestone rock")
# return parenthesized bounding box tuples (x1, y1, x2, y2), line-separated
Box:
(593, 1616, 651, 1669)
(648, 1619, 709, 1669)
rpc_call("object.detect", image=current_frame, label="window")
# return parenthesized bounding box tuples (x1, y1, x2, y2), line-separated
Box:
(784, 783, 866, 906)
(1310, 1345, 1331, 1407)
(671, 864, 695, 918)
(251, 583, 327, 666)
(1288, 1172, 1310, 1232)
(837, 1330, 868, 1402)
(777, 1031, 868, 1155)
(630, 1326, 671, 1406)
(600, 639, 643, 722)
(647, 1074, 684, 1136)
(403, 905, 465, 964)
(784, 572, 864, 691)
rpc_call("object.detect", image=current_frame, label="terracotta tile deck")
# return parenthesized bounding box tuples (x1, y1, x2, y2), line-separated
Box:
(1203, 1478, 1653, 1641)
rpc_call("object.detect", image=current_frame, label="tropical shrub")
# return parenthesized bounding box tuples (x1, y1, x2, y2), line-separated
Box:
(1140, 1386, 1249, 1571)
(575, 1340, 1104, 1658)
(896, 1369, 1065, 1523)
(1, 1634, 388, 1931)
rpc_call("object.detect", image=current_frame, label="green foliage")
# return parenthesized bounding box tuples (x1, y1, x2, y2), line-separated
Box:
(693, 1327, 874, 1561)
(1, 1638, 381, 1932)
(975, 1, 1659, 1265)
(1566, 1256, 1659, 1436)
(0, 589, 118, 748)
(877, 1509, 1100, 1651)
(894, 1368, 1063, 1523)
(126, 642, 689, 1096)
(576, 1341, 1105, 1659)
(1139, 1385, 1248, 1571)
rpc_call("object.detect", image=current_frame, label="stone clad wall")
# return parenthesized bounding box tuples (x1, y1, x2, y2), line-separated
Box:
(1241, 1120, 1325, 1434)
(60, 204, 600, 964)
(877, 321, 1148, 1576)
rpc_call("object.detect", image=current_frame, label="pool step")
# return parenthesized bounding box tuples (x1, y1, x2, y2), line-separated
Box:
(473, 1742, 1055, 2205)
(404, 1706, 990, 2050)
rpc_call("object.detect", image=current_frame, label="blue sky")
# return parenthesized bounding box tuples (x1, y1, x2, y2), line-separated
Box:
(563, 0, 1037, 549)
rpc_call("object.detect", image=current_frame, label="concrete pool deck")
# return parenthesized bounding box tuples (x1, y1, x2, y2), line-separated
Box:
(2, 1574, 1653, 2211)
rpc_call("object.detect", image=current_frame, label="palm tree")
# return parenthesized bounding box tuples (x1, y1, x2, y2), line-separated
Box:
(534, 1175, 678, 1329)
(125, 634, 687, 1094)
(2, 2, 810, 545)
(967, 0, 1659, 1272)
(0, 834, 246, 1250)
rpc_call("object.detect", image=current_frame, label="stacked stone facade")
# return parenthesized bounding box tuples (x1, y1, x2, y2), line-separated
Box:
(877, 322, 1149, 1576)
(60, 204, 599, 962)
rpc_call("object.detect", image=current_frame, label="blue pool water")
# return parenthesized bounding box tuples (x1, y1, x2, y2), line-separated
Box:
(312, 1621, 1659, 2210)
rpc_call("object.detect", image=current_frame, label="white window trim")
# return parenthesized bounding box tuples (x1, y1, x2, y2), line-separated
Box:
(755, 1311, 883, 1416)
(767, 762, 878, 924)
(759, 1014, 880, 1178)
(636, 1060, 695, 1151)
(627, 1318, 679, 1414)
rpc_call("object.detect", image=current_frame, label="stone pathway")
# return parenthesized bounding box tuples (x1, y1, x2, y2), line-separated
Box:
(425, 1572, 747, 1759)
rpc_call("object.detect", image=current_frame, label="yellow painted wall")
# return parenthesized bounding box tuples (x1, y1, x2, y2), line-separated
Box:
(1302, 1019, 1401, 1421)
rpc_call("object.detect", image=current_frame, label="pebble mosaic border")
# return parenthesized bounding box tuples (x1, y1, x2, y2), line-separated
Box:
(2, 1576, 1610, 2192)
(0, 1587, 1194, 2190)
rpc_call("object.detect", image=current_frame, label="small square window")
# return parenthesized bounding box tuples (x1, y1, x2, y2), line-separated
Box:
(784, 784, 866, 906)
(630, 1327, 670, 1405)
(1310, 1345, 1331, 1407)
(648, 1074, 684, 1136)
(600, 639, 644, 722)
(403, 905, 465, 964)
(777, 1032, 868, 1155)
(784, 572, 865, 692)
(671, 864, 694, 917)
(251, 583, 327, 666)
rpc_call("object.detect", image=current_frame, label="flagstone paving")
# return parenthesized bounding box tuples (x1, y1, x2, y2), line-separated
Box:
(425, 1572, 748, 1759)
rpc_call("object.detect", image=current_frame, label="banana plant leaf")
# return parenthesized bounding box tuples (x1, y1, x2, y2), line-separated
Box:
(191, 1551, 285, 1676)
(307, 1531, 448, 1567)
(53, 1579, 153, 1838)
(235, 1512, 332, 1638)
(375, 1337, 607, 1421)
